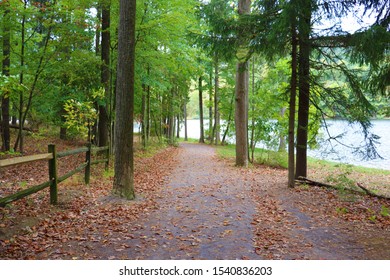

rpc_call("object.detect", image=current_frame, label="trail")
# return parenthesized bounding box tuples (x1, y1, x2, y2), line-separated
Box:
(97, 143, 261, 259)
(92, 143, 390, 260)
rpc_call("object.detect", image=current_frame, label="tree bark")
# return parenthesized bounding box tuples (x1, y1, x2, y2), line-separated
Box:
(146, 66, 151, 142)
(199, 76, 205, 143)
(168, 87, 175, 145)
(296, 2, 312, 179)
(208, 68, 213, 142)
(235, 61, 249, 167)
(17, 1, 27, 153)
(98, 1, 110, 147)
(95, 4, 101, 56)
(235, 0, 251, 167)
(184, 102, 188, 141)
(214, 55, 220, 145)
(250, 56, 256, 163)
(176, 114, 180, 139)
(288, 24, 298, 188)
(278, 107, 287, 151)
(222, 91, 235, 144)
(1, 5, 11, 152)
(113, 0, 136, 200)
(141, 83, 147, 148)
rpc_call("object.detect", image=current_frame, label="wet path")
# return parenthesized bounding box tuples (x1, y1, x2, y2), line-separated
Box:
(97, 143, 261, 260)
(93, 143, 390, 260)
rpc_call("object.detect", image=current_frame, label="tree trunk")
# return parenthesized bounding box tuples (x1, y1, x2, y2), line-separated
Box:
(141, 83, 147, 148)
(235, 0, 251, 167)
(1, 5, 11, 152)
(296, 2, 312, 179)
(60, 127, 67, 140)
(208, 68, 213, 142)
(184, 102, 188, 141)
(278, 107, 287, 151)
(235, 61, 249, 167)
(176, 114, 180, 139)
(168, 87, 175, 145)
(214, 55, 220, 145)
(250, 56, 256, 163)
(98, 1, 110, 147)
(288, 24, 298, 188)
(146, 66, 151, 142)
(199, 76, 205, 143)
(95, 4, 101, 56)
(113, 0, 136, 200)
(18, 5, 26, 154)
(221, 92, 235, 144)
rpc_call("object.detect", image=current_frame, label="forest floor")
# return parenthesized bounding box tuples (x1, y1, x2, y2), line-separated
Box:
(1, 139, 390, 259)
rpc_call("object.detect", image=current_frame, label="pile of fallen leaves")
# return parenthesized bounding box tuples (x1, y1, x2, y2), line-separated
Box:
(0, 135, 178, 259)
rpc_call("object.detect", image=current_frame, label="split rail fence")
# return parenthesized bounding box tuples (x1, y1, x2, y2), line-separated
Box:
(0, 144, 109, 207)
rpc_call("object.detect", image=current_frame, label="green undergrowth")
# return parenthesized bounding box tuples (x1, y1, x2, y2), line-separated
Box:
(134, 137, 169, 158)
(178, 137, 200, 144)
(217, 145, 390, 191)
(308, 158, 390, 176)
(216, 144, 289, 169)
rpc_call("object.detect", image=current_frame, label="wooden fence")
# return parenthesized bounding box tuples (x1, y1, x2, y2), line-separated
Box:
(0, 144, 109, 207)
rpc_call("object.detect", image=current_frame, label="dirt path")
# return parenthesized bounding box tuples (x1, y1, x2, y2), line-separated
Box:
(96, 143, 261, 260)
(94, 143, 390, 260)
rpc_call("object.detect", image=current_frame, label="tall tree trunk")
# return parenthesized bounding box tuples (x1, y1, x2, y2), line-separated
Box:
(141, 83, 147, 148)
(168, 87, 175, 145)
(288, 24, 298, 188)
(278, 107, 287, 151)
(113, 0, 136, 200)
(95, 4, 101, 56)
(98, 1, 110, 147)
(296, 2, 312, 178)
(1, 4, 11, 152)
(250, 56, 256, 163)
(199, 76, 205, 143)
(176, 114, 180, 139)
(208, 68, 213, 142)
(214, 55, 220, 145)
(222, 92, 235, 144)
(184, 102, 188, 141)
(146, 66, 151, 142)
(17, 2, 27, 153)
(235, 0, 251, 167)
(235, 61, 250, 167)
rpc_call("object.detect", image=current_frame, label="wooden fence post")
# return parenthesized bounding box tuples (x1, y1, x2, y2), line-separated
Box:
(85, 143, 91, 185)
(48, 144, 58, 205)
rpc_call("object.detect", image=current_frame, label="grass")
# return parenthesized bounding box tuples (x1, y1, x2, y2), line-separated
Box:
(178, 137, 200, 144)
(214, 142, 390, 195)
(134, 137, 170, 158)
(308, 157, 390, 175)
(216, 144, 288, 169)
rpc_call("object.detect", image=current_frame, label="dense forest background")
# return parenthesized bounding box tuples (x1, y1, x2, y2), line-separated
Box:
(0, 0, 389, 192)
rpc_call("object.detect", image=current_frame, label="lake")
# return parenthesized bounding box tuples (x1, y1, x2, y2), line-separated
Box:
(177, 119, 390, 171)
